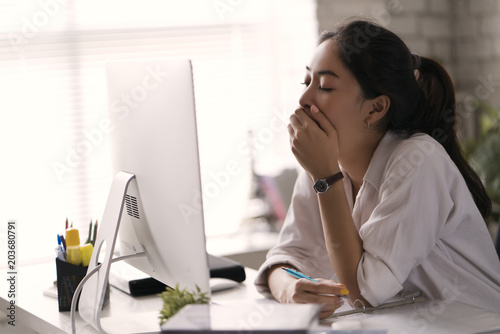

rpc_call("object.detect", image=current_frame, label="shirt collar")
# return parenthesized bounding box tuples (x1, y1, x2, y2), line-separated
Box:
(363, 131, 404, 192)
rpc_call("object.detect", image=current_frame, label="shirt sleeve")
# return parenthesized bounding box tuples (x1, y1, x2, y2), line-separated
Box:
(254, 169, 335, 298)
(357, 138, 456, 306)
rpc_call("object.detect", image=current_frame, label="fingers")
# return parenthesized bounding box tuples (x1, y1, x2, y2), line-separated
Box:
(290, 278, 346, 314)
(319, 302, 343, 320)
(287, 109, 306, 147)
(293, 288, 344, 320)
(292, 289, 343, 305)
(288, 105, 334, 136)
(287, 105, 340, 178)
(288, 111, 303, 133)
(310, 105, 335, 134)
(299, 278, 348, 296)
(287, 106, 320, 141)
(288, 107, 309, 131)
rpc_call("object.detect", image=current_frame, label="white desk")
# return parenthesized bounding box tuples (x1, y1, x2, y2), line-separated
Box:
(1, 261, 499, 334)
(323, 298, 500, 333)
(0, 260, 263, 334)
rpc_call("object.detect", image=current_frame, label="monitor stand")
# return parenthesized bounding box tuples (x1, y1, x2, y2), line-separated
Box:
(76, 171, 142, 334)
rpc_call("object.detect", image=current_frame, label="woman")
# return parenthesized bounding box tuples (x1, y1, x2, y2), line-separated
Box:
(255, 19, 500, 319)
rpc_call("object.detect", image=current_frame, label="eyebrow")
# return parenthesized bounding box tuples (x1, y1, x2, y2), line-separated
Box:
(306, 66, 340, 78)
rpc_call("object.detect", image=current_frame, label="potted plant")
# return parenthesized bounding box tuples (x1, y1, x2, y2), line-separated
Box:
(158, 285, 209, 325)
(462, 102, 500, 236)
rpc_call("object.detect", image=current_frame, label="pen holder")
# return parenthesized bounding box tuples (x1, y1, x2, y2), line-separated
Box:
(55, 258, 110, 312)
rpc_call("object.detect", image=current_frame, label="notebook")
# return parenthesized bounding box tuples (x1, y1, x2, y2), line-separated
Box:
(327, 291, 426, 318)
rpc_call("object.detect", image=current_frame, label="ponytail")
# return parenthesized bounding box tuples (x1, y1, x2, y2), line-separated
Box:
(416, 57, 492, 218)
(319, 19, 492, 218)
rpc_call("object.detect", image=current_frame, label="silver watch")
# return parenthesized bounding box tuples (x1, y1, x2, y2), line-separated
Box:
(313, 171, 344, 194)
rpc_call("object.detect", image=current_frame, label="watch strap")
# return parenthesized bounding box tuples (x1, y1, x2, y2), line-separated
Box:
(324, 171, 344, 186)
(313, 171, 344, 194)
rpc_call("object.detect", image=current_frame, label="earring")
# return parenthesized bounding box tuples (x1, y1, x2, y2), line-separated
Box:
(367, 122, 370, 129)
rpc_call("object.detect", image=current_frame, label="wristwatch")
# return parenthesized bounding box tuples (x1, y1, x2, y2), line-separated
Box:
(313, 171, 344, 194)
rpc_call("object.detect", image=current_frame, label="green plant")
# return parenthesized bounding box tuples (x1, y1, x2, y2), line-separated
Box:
(463, 102, 500, 218)
(158, 284, 209, 325)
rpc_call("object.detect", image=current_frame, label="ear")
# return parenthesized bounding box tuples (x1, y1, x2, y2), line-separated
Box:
(366, 95, 390, 126)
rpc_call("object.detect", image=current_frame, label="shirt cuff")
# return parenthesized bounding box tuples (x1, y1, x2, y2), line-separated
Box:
(357, 251, 403, 306)
(254, 255, 314, 299)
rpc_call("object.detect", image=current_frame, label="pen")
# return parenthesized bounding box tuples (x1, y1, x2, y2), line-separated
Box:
(85, 220, 92, 245)
(56, 235, 66, 261)
(281, 267, 349, 298)
(92, 220, 98, 246)
(282, 267, 318, 282)
(60, 234, 66, 253)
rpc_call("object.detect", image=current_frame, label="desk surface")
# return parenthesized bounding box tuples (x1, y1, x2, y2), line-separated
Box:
(1, 261, 499, 334)
(0, 260, 263, 334)
(323, 298, 500, 333)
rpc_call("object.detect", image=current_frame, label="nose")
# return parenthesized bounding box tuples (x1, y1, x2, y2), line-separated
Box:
(298, 84, 313, 110)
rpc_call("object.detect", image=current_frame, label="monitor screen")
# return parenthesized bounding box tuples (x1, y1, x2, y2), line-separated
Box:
(78, 58, 210, 331)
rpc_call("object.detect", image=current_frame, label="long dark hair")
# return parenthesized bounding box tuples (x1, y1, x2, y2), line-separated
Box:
(319, 19, 491, 218)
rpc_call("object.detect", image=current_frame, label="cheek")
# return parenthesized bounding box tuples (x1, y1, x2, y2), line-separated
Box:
(320, 102, 356, 128)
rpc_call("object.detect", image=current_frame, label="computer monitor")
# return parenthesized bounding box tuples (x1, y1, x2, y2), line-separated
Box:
(77, 59, 211, 332)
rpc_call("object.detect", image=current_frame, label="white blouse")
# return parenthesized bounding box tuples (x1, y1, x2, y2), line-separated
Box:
(255, 131, 500, 312)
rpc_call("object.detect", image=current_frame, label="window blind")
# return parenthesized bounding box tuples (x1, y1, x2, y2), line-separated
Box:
(0, 0, 317, 264)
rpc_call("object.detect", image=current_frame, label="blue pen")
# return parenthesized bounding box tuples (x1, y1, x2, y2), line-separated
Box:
(281, 267, 349, 298)
(56, 235, 66, 261)
(60, 234, 67, 253)
(281, 267, 318, 282)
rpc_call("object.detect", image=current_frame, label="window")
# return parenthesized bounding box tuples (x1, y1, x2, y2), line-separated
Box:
(0, 0, 317, 264)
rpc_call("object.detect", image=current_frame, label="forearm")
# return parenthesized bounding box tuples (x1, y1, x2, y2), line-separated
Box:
(316, 180, 368, 306)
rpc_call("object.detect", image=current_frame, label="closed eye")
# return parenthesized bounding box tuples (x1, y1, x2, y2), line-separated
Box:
(301, 82, 333, 91)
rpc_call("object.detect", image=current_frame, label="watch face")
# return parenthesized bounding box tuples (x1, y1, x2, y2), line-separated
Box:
(314, 180, 328, 193)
